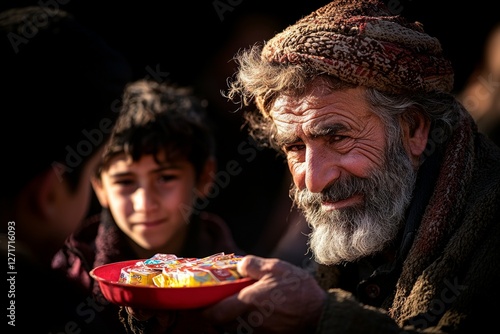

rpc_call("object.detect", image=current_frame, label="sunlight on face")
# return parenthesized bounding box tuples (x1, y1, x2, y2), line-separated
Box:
(270, 86, 417, 265)
(293, 141, 416, 265)
(98, 153, 200, 253)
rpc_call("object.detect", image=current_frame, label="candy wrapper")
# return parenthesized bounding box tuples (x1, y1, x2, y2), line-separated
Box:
(118, 252, 244, 288)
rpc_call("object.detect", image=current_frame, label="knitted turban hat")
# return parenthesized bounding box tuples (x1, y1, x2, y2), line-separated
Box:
(262, 0, 454, 94)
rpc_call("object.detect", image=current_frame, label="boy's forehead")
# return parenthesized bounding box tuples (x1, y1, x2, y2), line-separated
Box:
(103, 151, 188, 170)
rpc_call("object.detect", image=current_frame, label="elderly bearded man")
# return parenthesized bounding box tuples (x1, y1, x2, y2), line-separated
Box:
(122, 1, 500, 333)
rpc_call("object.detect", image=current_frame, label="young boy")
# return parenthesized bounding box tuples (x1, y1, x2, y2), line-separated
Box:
(52, 79, 243, 333)
(0, 6, 131, 333)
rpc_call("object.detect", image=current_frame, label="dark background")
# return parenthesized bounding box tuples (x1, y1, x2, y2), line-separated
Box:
(35, 0, 496, 95)
(3, 0, 498, 255)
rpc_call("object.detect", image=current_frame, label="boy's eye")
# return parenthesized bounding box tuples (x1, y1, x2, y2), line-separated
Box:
(159, 174, 177, 182)
(114, 179, 134, 186)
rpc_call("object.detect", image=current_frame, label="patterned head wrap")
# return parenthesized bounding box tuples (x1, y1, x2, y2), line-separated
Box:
(262, 0, 454, 94)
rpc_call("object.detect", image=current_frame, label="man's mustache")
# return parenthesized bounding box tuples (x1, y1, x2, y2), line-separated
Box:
(294, 175, 373, 207)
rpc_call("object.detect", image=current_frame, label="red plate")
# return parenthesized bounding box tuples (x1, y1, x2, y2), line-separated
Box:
(90, 259, 255, 309)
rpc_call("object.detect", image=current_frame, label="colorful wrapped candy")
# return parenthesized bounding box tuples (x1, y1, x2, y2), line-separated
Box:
(118, 252, 244, 288)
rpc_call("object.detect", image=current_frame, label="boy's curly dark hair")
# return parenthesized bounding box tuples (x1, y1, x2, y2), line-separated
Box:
(97, 79, 215, 180)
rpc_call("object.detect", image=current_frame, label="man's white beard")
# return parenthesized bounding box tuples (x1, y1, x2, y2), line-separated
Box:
(293, 143, 417, 265)
(307, 206, 402, 265)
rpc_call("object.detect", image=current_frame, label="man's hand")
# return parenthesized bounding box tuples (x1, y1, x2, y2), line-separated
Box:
(202, 255, 327, 333)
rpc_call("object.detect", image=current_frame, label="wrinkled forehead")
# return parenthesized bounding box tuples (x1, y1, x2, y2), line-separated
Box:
(270, 86, 369, 122)
(269, 87, 375, 142)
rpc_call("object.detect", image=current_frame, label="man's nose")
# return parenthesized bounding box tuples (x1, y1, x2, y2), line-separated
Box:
(304, 146, 341, 193)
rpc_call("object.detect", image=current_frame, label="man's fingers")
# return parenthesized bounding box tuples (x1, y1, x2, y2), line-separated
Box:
(237, 255, 259, 278)
(203, 292, 249, 323)
(237, 255, 287, 279)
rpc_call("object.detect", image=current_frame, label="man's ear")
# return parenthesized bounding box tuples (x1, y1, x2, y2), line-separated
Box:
(91, 176, 109, 207)
(401, 111, 431, 165)
(196, 157, 217, 199)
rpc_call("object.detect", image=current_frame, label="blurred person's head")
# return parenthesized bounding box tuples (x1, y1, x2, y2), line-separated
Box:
(92, 79, 217, 258)
(458, 23, 500, 140)
(0, 6, 132, 263)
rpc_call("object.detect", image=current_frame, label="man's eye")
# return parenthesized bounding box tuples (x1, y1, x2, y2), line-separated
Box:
(283, 144, 305, 153)
(332, 135, 345, 141)
(330, 135, 346, 143)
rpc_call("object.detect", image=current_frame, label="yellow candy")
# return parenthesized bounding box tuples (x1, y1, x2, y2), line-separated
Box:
(119, 266, 161, 285)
